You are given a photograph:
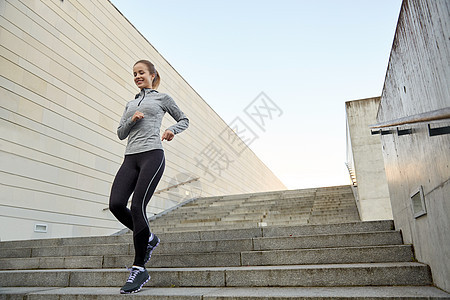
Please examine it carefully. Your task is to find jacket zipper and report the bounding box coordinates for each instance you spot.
[138,92,145,106]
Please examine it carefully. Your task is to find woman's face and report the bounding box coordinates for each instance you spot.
[133,63,154,89]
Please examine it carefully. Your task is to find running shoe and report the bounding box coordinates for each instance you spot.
[144,234,160,265]
[120,266,150,294]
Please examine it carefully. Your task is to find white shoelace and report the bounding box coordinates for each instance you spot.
[126,268,141,283]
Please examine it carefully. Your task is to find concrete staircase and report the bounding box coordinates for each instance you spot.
[147,185,361,232]
[1,185,449,299]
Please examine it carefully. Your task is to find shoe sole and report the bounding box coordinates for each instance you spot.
[144,238,160,265]
[120,274,151,294]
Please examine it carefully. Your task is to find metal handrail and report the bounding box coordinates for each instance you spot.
[103,177,200,211]
[153,177,200,195]
[345,162,357,187]
[370,107,450,129]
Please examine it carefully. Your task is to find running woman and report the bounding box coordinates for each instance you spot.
[109,60,189,294]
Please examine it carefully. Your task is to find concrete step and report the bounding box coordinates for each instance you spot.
[0,243,131,259]
[308,210,353,216]
[220,215,268,222]
[248,197,319,203]
[178,217,223,224]
[313,197,354,201]
[247,198,317,205]
[0,234,131,249]
[308,216,361,223]
[260,220,310,227]
[240,245,414,266]
[105,245,414,268]
[260,221,392,237]
[166,207,238,214]
[309,213,360,219]
[268,208,358,218]
[311,202,359,208]
[314,193,353,198]
[264,211,312,217]
[158,210,233,216]
[261,216,312,223]
[253,230,403,250]
[308,219,361,225]
[310,210,359,216]
[264,219,359,227]
[314,190,353,196]
[312,202,357,208]
[245,194,283,201]
[1,286,449,299]
[313,202,356,207]
[0,256,104,270]
[260,213,333,221]
[208,200,248,207]
[235,205,314,212]
[237,202,314,209]
[237,205,313,212]
[312,203,356,208]
[0,262,432,288]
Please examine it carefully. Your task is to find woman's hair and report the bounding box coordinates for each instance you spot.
[134,59,161,89]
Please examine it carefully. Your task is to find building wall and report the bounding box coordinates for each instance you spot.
[345,97,392,221]
[0,0,285,241]
[377,0,450,292]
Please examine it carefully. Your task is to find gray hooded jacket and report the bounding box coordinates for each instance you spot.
[117,88,189,155]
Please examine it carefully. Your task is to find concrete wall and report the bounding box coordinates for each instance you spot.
[377,0,450,292]
[345,97,392,221]
[0,0,285,241]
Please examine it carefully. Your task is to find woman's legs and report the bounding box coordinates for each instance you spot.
[109,149,165,267]
[130,149,165,267]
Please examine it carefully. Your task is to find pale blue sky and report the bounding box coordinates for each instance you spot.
[110,0,403,189]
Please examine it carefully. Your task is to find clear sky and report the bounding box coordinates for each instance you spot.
[110,0,403,190]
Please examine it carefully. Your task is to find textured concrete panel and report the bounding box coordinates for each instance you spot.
[345,97,393,221]
[377,0,450,292]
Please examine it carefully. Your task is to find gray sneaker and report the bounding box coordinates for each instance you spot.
[120,267,150,294]
[144,234,160,265]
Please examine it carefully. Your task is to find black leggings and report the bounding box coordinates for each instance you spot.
[109,149,165,267]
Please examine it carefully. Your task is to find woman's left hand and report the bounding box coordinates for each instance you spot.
[161,130,175,141]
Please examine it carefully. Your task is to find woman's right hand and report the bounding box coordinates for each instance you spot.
[132,111,144,122]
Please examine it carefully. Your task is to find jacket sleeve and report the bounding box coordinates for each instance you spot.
[163,95,189,135]
[117,103,135,140]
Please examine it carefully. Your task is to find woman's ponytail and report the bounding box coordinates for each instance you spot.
[152,70,161,90]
